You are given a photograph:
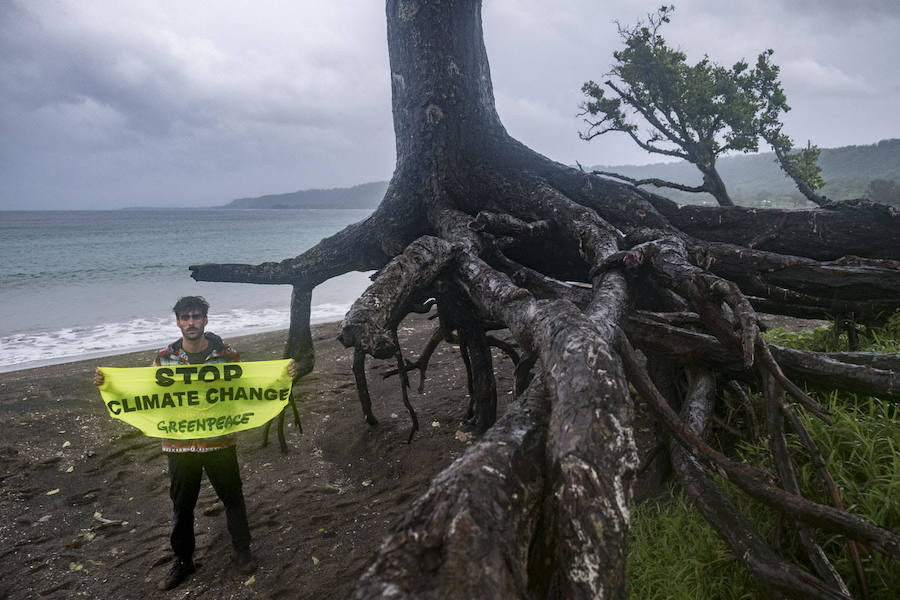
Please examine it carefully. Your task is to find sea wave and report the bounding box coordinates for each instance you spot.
[0,303,352,373]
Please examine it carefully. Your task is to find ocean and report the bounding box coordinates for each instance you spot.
[0,209,375,372]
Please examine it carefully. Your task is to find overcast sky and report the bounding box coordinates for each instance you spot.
[2,0,898,210]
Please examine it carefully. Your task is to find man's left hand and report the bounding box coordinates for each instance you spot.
[287,359,297,379]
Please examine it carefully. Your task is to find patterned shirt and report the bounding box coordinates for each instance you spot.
[152,332,241,453]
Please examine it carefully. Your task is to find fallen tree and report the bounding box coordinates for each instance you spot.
[190,1,900,598]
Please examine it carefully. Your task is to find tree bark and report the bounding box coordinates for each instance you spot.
[188,1,900,598]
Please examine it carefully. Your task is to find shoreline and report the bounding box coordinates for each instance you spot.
[0,312,495,599]
[0,325,300,375]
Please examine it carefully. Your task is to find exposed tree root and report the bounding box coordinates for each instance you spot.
[620,334,900,558]
[188,1,900,597]
[351,377,550,599]
[670,369,851,600]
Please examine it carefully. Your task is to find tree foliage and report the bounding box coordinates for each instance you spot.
[580,5,826,206]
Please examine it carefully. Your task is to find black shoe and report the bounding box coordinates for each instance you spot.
[231,548,258,575]
[158,557,195,591]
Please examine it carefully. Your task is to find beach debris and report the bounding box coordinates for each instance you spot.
[92,512,126,527]
[38,514,52,522]
[362,479,372,487]
[243,575,256,586]
[67,530,97,548]
[62,441,71,448]
[66,466,74,473]
[69,562,84,572]
[311,556,320,566]
[431,420,441,427]
[454,430,473,443]
[46,488,60,495]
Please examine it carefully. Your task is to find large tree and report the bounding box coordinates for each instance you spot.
[191,2,900,598]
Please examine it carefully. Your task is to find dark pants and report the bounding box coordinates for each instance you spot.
[167,446,251,560]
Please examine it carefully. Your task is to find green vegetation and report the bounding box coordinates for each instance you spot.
[592,138,900,208]
[765,311,900,354]
[628,311,900,598]
[222,180,389,209]
[580,6,820,207]
[866,179,900,208]
[628,490,761,599]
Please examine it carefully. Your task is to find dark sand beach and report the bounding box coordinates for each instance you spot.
[0,313,514,599]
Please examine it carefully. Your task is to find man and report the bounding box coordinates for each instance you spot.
[94,296,296,590]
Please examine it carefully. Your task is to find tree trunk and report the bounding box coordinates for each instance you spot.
[189,1,900,598]
[700,164,735,207]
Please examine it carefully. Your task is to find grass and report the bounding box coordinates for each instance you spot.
[627,489,763,600]
[763,310,900,354]
[627,310,900,598]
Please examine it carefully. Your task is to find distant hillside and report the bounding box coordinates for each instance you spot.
[590,138,900,207]
[223,180,389,209]
[222,140,898,211]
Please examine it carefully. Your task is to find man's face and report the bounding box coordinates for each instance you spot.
[176,310,208,342]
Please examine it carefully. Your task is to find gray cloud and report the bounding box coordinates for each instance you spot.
[1,0,897,209]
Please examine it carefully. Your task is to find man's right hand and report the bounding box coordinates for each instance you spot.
[93,368,105,387]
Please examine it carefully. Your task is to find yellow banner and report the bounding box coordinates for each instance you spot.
[98,360,292,439]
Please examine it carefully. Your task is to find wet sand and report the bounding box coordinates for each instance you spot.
[0,313,514,599]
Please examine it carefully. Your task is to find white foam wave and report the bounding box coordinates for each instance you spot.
[0,303,352,372]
